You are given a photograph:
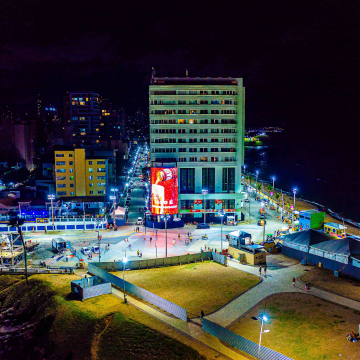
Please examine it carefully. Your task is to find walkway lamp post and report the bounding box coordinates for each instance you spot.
[202,190,208,224]
[48,194,55,234]
[218,209,225,254]
[261,202,266,242]
[162,213,170,257]
[122,257,127,303]
[258,314,270,359]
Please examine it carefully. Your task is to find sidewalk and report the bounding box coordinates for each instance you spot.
[111,287,249,360]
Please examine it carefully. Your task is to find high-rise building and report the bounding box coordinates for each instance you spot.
[149,76,245,222]
[54,149,108,199]
[64,92,101,149]
[99,98,121,148]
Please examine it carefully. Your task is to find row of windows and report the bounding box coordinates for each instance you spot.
[56,169,74,173]
[57,190,104,196]
[56,161,73,166]
[56,176,74,181]
[151,128,236,134]
[88,168,106,173]
[180,199,235,209]
[150,119,237,124]
[150,100,237,105]
[56,153,73,157]
[88,183,106,187]
[89,176,106,180]
[152,90,237,95]
[152,148,235,153]
[151,109,237,115]
[177,157,236,162]
[151,138,236,143]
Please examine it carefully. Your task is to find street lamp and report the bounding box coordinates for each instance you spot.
[48,194,55,233]
[162,213,170,257]
[122,257,127,303]
[202,189,208,224]
[218,209,225,254]
[258,314,270,359]
[261,202,266,242]
[292,188,297,230]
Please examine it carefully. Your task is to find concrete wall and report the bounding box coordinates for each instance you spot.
[228,246,266,265]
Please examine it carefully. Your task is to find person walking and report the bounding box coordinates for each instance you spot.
[305,284,308,292]
[156,229,158,236]
[178,234,180,240]
[264,266,267,277]
[259,266,262,276]
[292,277,295,287]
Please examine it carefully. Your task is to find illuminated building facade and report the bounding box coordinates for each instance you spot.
[54,149,108,199]
[149,76,245,222]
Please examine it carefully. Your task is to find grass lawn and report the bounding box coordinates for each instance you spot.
[112,260,260,317]
[300,266,360,302]
[0,274,224,360]
[228,293,360,360]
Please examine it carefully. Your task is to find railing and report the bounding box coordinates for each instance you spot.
[0,267,71,274]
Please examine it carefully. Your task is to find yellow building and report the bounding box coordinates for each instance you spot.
[54,149,108,198]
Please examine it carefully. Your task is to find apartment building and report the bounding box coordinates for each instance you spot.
[149,77,245,222]
[54,149,108,199]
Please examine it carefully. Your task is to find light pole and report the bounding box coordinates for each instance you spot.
[293,188,297,230]
[48,194,55,233]
[218,209,225,254]
[83,202,86,232]
[258,314,270,359]
[162,213,170,257]
[111,188,118,209]
[255,171,259,198]
[202,189,208,224]
[272,176,275,190]
[122,257,127,303]
[261,202,266,242]
[96,217,101,263]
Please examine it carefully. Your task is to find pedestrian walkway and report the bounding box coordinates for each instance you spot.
[111,287,248,359]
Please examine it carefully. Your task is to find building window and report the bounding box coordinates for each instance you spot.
[97,168,106,172]
[70,184,74,187]
[189,157,197,162]
[56,169,66,173]
[89,176,93,180]
[200,157,208,161]
[222,168,235,193]
[69,161,73,165]
[57,184,66,188]
[89,168,93,173]
[180,168,195,194]
[57,191,66,196]
[56,161,65,166]
[89,183,93,187]
[88,161,92,165]
[56,176,66,181]
[98,183,106,186]
[69,153,73,157]
[89,191,94,195]
[70,192,74,195]
[97,176,106,180]
[69,176,74,180]
[55,154,64,157]
[97,161,105,164]
[202,168,215,193]
[69,169,74,173]
[98,190,105,194]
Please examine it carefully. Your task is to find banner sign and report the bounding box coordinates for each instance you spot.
[151,168,178,215]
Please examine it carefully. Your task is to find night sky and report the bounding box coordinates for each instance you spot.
[1,0,360,136]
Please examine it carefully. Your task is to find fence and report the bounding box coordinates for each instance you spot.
[71,276,112,300]
[202,318,293,360]
[212,251,227,266]
[0,267,70,275]
[88,263,188,321]
[96,252,213,272]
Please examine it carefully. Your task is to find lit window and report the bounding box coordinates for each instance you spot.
[80,132,86,135]
[80,102,85,105]
[70,192,74,195]
[89,183,94,187]
[89,168,93,173]
[96,128,99,131]
[89,176,93,180]
[89,191,93,195]
[88,161,92,165]
[69,169,74,173]
[69,176,74,180]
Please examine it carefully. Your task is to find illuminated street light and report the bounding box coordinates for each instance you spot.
[258,314,270,359]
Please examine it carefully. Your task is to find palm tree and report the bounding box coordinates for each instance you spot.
[246,175,253,186]
[266,184,273,196]
[274,192,280,204]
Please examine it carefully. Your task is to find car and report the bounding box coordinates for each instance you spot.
[244,199,250,203]
[81,247,90,255]
[136,217,143,225]
[91,245,100,254]
[196,223,210,229]
[257,220,267,226]
[260,214,265,219]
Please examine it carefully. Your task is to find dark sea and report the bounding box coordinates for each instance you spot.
[244,130,360,224]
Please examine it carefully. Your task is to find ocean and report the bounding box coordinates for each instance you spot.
[244,130,360,224]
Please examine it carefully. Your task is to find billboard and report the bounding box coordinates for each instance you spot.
[151,168,178,215]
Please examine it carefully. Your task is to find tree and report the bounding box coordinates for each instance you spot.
[274,193,280,204]
[266,185,273,195]
[256,184,261,192]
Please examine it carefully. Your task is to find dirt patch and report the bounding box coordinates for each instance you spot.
[111,261,260,317]
[300,266,360,302]
[228,292,360,360]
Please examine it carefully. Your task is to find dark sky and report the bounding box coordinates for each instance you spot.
[1,0,360,134]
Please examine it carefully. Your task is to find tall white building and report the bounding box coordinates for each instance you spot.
[149,77,245,222]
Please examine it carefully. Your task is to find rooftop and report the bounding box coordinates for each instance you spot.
[325,222,346,230]
[152,77,239,86]
[300,209,322,214]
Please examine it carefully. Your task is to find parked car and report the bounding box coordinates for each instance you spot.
[136,217,143,225]
[92,245,100,254]
[81,247,90,255]
[260,214,266,219]
[244,199,250,203]
[196,223,210,229]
